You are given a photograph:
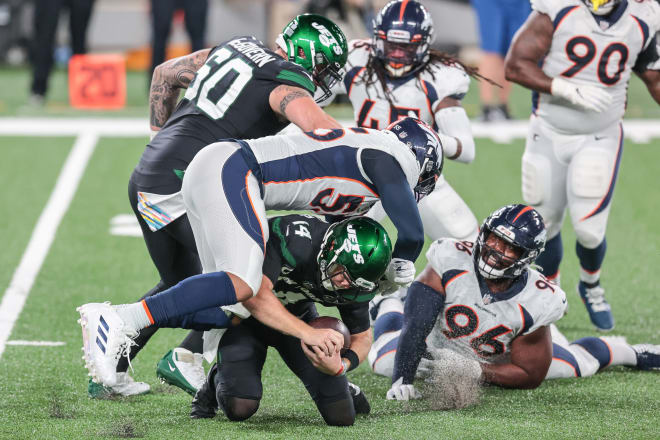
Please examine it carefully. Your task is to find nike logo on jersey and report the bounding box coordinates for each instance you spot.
[168,361,176,372]
[594,135,606,141]
[533,134,540,141]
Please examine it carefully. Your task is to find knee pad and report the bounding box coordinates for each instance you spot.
[522,153,550,206]
[368,330,400,377]
[418,180,478,241]
[318,397,355,427]
[570,148,612,199]
[220,396,260,422]
[573,222,606,249]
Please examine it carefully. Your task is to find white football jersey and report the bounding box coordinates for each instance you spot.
[425,238,567,364]
[245,128,419,215]
[332,40,470,130]
[532,0,660,134]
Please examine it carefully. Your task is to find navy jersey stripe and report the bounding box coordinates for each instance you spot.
[519,304,534,334]
[260,145,379,195]
[581,124,624,220]
[373,311,404,340]
[441,269,468,290]
[344,66,365,96]
[631,15,650,48]
[553,6,579,30]
[552,343,582,377]
[221,150,266,253]
[372,337,399,368]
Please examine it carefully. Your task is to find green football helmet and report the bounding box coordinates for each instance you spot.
[316,217,393,305]
[276,14,348,102]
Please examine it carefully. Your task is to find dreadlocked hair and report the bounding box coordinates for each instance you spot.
[353,41,500,106]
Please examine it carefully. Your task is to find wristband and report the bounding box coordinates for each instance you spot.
[343,349,360,372]
[335,360,347,376]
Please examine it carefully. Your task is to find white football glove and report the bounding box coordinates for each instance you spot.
[384,258,416,286]
[386,377,422,401]
[550,77,612,113]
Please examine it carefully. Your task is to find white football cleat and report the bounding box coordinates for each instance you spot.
[156,347,206,395]
[88,372,151,398]
[77,302,137,387]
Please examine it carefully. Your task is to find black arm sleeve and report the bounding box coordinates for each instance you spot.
[634,34,659,74]
[392,281,445,384]
[361,149,425,261]
[337,302,370,334]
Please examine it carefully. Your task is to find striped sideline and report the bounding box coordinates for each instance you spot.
[0,117,660,142]
[0,132,98,359]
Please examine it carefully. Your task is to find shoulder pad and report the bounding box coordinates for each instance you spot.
[426,63,470,100]
[531,0,581,21]
[425,238,474,276]
[519,270,568,334]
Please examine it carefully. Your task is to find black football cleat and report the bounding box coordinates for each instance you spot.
[348,382,371,415]
[190,363,219,419]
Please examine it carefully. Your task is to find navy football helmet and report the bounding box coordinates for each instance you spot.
[386,117,443,200]
[474,204,547,279]
[373,0,434,77]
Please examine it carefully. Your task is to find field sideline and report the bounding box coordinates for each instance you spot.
[0,118,659,439]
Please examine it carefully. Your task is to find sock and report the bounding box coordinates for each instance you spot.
[179,331,205,354]
[143,271,237,326]
[599,336,638,367]
[114,302,153,331]
[535,233,563,279]
[577,239,606,284]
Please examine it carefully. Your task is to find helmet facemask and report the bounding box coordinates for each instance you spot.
[277,14,348,103]
[475,229,541,280]
[316,218,392,305]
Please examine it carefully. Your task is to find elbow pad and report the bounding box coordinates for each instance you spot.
[434,106,475,164]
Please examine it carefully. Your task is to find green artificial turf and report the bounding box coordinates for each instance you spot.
[0,134,658,439]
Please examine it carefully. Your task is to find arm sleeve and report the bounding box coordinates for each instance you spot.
[434,106,475,164]
[337,302,370,334]
[634,33,660,73]
[392,281,446,384]
[361,149,425,261]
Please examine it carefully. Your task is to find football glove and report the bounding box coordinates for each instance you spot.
[550,77,612,113]
[384,258,416,286]
[386,377,421,401]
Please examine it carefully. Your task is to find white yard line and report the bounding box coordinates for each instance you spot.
[6,340,65,346]
[0,117,659,141]
[0,132,98,359]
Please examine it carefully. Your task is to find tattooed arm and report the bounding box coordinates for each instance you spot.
[268,84,342,131]
[149,48,212,131]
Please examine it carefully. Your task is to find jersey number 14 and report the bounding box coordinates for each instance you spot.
[184,47,253,119]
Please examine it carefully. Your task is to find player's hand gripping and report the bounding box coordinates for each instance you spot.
[550,77,612,113]
[301,342,344,375]
[300,326,344,356]
[384,258,416,287]
[386,377,422,401]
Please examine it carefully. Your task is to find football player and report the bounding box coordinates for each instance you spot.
[328,0,487,242]
[368,205,660,401]
[189,215,391,426]
[77,117,443,389]
[98,14,349,397]
[504,0,660,331]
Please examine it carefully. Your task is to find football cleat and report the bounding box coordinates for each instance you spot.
[88,373,151,398]
[632,344,660,371]
[578,282,614,332]
[190,363,219,419]
[156,348,205,395]
[77,302,137,387]
[348,382,371,415]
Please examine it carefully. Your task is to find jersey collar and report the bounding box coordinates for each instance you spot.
[590,0,628,30]
[475,268,529,304]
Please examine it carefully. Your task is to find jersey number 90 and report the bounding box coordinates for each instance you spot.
[561,36,628,86]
